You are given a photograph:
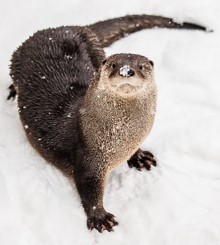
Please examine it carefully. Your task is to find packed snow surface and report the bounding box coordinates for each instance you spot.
[0,0,220,244]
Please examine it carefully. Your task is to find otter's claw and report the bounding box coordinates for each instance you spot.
[127,149,156,171]
[87,211,118,233]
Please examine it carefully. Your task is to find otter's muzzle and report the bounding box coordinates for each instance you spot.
[119,65,135,77]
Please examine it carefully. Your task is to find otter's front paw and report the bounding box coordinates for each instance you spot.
[87,209,118,233]
[127,149,156,171]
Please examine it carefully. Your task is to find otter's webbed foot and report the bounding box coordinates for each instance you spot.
[127,148,156,171]
[87,208,118,233]
[7,84,17,100]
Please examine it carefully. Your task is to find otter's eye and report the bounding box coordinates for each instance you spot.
[111,63,116,69]
[139,65,143,70]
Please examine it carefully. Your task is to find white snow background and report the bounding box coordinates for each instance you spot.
[0,0,220,244]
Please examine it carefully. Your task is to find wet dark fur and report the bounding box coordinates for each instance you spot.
[9,15,207,232]
[11,26,105,171]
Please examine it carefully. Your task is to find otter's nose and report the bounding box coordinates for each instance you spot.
[119,65,135,77]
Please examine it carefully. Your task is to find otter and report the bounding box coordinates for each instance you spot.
[8,15,207,232]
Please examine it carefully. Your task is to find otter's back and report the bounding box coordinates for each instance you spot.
[9,26,105,165]
[10,26,105,127]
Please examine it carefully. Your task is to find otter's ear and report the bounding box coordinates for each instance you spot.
[102,59,107,65]
[149,60,154,67]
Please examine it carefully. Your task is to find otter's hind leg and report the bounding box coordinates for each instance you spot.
[7,84,17,100]
[127,148,157,171]
[73,167,118,232]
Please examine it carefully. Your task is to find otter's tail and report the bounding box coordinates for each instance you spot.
[88,15,207,48]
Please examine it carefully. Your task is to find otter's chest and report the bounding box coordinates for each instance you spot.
[81,90,157,168]
[91,104,155,167]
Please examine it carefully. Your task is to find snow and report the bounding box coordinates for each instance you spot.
[0,0,220,244]
[119,65,132,77]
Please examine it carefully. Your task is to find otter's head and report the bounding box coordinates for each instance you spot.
[98,53,155,98]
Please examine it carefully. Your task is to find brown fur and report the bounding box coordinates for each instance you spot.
[80,54,156,173]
